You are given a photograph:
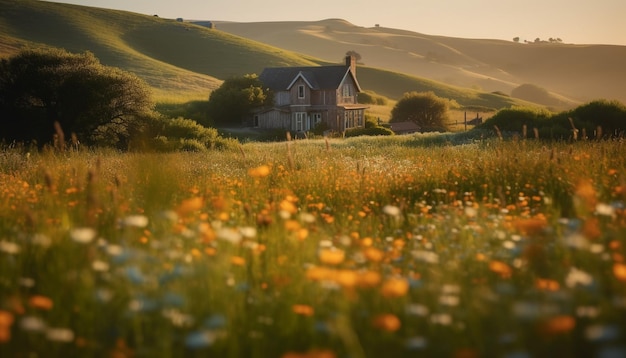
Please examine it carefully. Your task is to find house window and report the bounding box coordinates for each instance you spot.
[342,84,351,98]
[298,85,305,99]
[294,112,306,131]
[313,113,322,125]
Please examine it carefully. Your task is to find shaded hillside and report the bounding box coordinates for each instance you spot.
[214,19,626,106]
[0,0,534,110]
[0,0,318,99]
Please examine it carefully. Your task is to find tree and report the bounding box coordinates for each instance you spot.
[513,37,520,43]
[206,74,271,126]
[0,48,153,145]
[390,91,450,131]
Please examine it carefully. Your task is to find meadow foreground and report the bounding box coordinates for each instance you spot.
[0,136,625,357]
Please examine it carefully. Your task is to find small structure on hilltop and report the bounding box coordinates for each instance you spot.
[251,56,368,134]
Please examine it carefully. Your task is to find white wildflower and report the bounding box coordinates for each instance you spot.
[216,228,242,244]
[46,327,75,342]
[239,226,257,239]
[412,250,439,264]
[91,260,110,272]
[430,313,452,325]
[70,227,97,244]
[0,240,20,254]
[383,205,401,216]
[20,316,47,332]
[565,267,594,288]
[121,215,149,228]
[595,203,616,217]
[439,295,460,306]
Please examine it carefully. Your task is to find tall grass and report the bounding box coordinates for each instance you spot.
[0,137,625,357]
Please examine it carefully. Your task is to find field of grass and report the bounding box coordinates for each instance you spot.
[0,136,625,357]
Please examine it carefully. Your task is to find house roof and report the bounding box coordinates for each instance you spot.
[259,65,361,92]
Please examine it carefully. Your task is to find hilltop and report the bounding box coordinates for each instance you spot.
[214,19,626,106]
[2,0,618,112]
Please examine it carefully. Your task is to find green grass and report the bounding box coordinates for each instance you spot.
[0,137,625,357]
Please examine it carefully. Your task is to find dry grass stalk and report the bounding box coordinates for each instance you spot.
[494,125,503,140]
[53,121,65,151]
[568,117,579,140]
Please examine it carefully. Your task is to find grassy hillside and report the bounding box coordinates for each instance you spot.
[0,0,318,100]
[215,19,626,106]
[0,0,536,111]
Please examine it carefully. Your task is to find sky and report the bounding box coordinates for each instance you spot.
[43,0,626,46]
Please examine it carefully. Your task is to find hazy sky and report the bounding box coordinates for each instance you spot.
[44,0,626,45]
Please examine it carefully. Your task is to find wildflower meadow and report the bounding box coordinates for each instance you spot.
[0,135,625,357]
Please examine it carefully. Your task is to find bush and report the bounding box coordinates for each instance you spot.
[358,91,388,105]
[479,106,552,133]
[345,126,394,137]
[568,100,626,138]
[131,116,238,152]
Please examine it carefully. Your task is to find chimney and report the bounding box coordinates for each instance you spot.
[345,55,356,76]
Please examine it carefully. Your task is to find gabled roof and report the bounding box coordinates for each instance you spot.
[259,65,361,92]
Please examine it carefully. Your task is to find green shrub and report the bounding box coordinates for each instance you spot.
[358,91,388,105]
[345,126,394,137]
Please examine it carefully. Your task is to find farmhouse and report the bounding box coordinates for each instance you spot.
[252,56,367,134]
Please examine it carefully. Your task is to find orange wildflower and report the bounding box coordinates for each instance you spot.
[613,263,626,281]
[248,165,271,178]
[279,199,298,214]
[363,247,384,262]
[535,278,560,291]
[29,295,53,310]
[292,304,314,317]
[582,217,602,240]
[513,217,547,236]
[335,270,358,288]
[231,256,246,266]
[372,314,401,332]
[318,249,345,265]
[0,310,14,343]
[357,270,382,288]
[296,228,309,241]
[575,180,597,210]
[540,315,576,335]
[489,260,512,278]
[284,220,301,231]
[177,197,204,216]
[306,266,333,281]
[380,277,409,298]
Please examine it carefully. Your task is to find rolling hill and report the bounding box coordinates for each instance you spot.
[0,0,585,112]
[213,19,626,106]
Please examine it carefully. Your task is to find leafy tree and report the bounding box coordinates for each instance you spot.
[0,48,153,145]
[513,37,520,43]
[390,91,450,131]
[206,74,271,126]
